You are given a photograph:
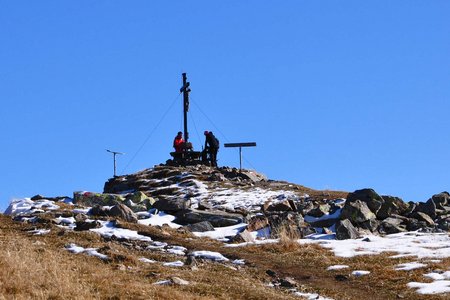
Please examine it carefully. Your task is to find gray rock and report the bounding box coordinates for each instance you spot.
[380,217,406,234]
[307,203,331,218]
[279,277,297,288]
[232,230,255,243]
[340,199,376,225]
[89,205,109,216]
[73,191,124,207]
[184,221,215,232]
[377,196,408,220]
[109,203,138,223]
[246,215,269,232]
[153,198,191,213]
[360,218,379,232]
[336,219,359,240]
[263,200,293,212]
[413,212,435,226]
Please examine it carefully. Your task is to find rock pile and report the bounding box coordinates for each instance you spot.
[14,164,448,242]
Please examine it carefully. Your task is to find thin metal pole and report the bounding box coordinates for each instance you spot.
[239,147,242,171]
[113,153,117,177]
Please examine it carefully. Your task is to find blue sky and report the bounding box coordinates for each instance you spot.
[1,1,449,210]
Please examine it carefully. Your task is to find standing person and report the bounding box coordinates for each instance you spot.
[173,131,184,153]
[204,131,219,167]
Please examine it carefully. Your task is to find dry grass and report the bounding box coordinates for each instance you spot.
[1,213,449,300]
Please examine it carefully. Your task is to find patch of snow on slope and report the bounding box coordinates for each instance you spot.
[408,270,450,295]
[91,221,152,242]
[138,212,181,228]
[65,243,108,260]
[352,270,370,276]
[395,262,427,271]
[163,261,184,267]
[300,232,450,259]
[4,198,60,215]
[408,280,450,295]
[294,291,334,300]
[193,223,247,241]
[191,250,229,262]
[327,265,349,271]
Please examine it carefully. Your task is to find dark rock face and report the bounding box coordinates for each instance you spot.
[336,219,359,240]
[413,212,435,226]
[153,198,191,213]
[307,204,331,218]
[90,205,109,216]
[176,209,244,227]
[346,189,384,216]
[74,220,102,231]
[431,192,449,209]
[184,221,215,232]
[109,203,138,223]
[414,199,437,219]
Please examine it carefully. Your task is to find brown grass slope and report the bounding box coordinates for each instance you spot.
[1,212,449,300]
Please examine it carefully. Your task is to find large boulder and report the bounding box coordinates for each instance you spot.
[346,189,384,215]
[413,199,437,219]
[340,199,376,226]
[73,191,124,207]
[263,200,294,213]
[267,212,312,238]
[377,196,409,220]
[336,219,359,240]
[431,192,450,210]
[109,203,139,223]
[379,217,406,234]
[176,209,244,227]
[184,221,215,232]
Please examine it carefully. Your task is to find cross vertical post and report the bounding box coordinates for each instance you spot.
[180,73,191,143]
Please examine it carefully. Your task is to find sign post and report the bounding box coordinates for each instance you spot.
[224,142,256,171]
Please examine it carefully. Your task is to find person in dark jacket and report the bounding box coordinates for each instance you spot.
[204,131,219,167]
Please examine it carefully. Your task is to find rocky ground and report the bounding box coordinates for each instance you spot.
[2,164,450,299]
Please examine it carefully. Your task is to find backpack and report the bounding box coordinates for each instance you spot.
[209,134,219,148]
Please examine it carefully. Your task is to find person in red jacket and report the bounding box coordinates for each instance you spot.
[173,131,184,153]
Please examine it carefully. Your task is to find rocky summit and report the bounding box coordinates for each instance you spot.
[2,164,450,299]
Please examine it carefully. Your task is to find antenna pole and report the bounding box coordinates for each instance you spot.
[106,150,124,177]
[180,73,191,143]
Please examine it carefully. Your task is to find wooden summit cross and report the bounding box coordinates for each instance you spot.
[224,142,257,171]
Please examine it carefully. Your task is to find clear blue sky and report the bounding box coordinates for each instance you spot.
[1,1,449,210]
